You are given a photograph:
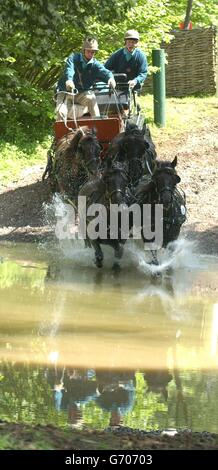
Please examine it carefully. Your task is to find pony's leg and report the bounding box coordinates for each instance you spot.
[84,238,91,248]
[92,241,104,268]
[112,242,124,270]
[42,138,56,181]
[114,241,124,259]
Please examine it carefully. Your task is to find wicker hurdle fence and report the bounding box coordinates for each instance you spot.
[143,26,217,97]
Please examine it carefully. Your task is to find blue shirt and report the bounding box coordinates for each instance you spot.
[105,47,148,89]
[58,52,113,92]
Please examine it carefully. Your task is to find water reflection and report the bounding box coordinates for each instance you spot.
[0,251,217,371]
[1,360,218,433]
[46,368,134,427]
[0,242,218,432]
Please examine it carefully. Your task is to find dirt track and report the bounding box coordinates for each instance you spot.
[1,421,218,450]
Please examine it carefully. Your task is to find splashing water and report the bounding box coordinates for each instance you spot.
[43,194,217,280]
[123,238,204,274]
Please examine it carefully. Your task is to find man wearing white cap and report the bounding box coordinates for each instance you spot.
[57,37,116,117]
[105,30,147,90]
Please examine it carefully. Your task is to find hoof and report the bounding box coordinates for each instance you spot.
[165,266,173,276]
[151,270,161,279]
[112,262,121,272]
[95,258,103,268]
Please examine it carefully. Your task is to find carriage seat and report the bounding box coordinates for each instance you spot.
[55,99,88,121]
[94,79,129,114]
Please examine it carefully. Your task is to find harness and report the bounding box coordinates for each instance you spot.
[104,162,129,204]
[49,132,101,204]
[136,167,186,229]
[76,136,101,176]
[153,168,177,198]
[156,186,186,228]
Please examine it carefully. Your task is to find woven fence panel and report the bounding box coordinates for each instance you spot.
[143,27,217,97]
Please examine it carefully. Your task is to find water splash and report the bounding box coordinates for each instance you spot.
[42,195,217,281]
[124,238,217,321]
[123,238,203,275]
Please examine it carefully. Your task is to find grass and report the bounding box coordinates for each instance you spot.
[139,94,218,139]
[0,434,14,449]
[0,136,52,186]
[0,95,217,186]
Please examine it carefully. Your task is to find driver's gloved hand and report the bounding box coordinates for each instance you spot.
[108,77,116,89]
[128,79,137,89]
[65,80,75,92]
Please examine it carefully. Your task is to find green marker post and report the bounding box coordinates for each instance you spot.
[152,49,166,127]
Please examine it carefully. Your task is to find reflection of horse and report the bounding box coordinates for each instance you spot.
[51,127,101,201]
[134,156,186,264]
[106,123,157,186]
[95,369,136,426]
[79,160,129,267]
[143,370,173,400]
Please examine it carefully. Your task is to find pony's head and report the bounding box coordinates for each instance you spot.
[119,133,148,183]
[103,160,129,205]
[76,127,102,175]
[58,126,101,176]
[118,124,156,184]
[151,157,181,205]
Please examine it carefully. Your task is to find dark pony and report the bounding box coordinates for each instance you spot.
[134,156,186,264]
[79,160,129,267]
[51,127,101,202]
[105,122,157,186]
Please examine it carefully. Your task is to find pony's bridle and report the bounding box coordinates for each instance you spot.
[130,156,146,185]
[105,162,129,203]
[152,168,177,206]
[77,137,101,174]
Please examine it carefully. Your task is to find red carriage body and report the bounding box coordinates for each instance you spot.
[54,116,123,156]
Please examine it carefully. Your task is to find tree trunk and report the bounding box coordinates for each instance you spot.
[184,0,193,30]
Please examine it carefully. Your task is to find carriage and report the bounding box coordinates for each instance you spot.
[54,73,144,154]
[46,76,186,270]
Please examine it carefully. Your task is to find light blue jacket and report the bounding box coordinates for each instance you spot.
[105,48,147,89]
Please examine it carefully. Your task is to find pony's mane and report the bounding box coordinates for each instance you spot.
[125,123,143,135]
[156,160,173,168]
[124,129,144,141]
[155,160,177,173]
[56,126,91,155]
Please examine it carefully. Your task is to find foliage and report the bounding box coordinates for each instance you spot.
[0,362,53,424]
[0,0,135,135]
[84,0,174,62]
[0,260,46,290]
[0,135,51,184]
[0,0,217,143]
[1,363,218,435]
[166,0,218,28]
[0,0,136,85]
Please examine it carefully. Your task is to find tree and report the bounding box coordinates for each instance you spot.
[184,0,193,30]
[0,0,217,133]
[165,0,217,28]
